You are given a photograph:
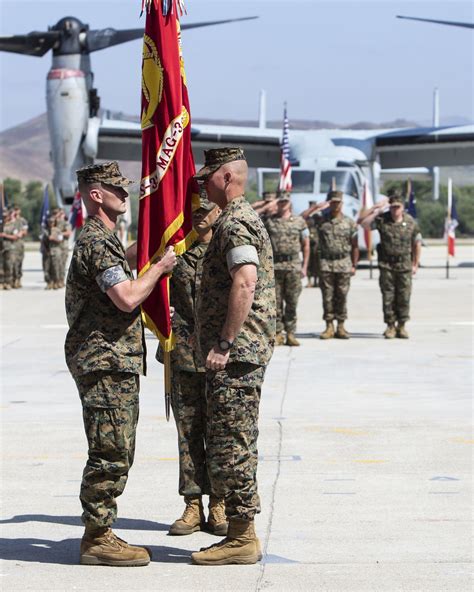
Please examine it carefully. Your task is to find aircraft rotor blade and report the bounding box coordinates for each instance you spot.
[181,16,258,31]
[397,15,474,29]
[87,28,144,52]
[0,31,60,56]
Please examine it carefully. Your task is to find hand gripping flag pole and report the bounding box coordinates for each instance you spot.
[138,0,199,420]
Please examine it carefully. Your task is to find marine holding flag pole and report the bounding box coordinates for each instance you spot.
[138,0,199,420]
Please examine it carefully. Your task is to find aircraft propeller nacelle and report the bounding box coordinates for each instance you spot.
[46,68,89,204]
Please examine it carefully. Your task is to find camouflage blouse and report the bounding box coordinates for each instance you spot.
[315,213,358,273]
[197,197,276,367]
[64,216,145,377]
[374,212,421,271]
[156,240,208,373]
[264,215,309,272]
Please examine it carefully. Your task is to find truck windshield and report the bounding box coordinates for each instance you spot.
[262,170,315,194]
[320,170,359,198]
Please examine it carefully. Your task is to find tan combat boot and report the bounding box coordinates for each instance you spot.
[192,518,261,566]
[80,525,151,566]
[320,322,334,340]
[286,333,300,346]
[383,324,396,339]
[335,322,350,339]
[45,282,53,290]
[169,496,205,536]
[207,496,228,536]
[275,333,285,346]
[396,323,409,339]
[3,283,11,290]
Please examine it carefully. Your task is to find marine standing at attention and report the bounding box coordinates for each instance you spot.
[192,148,276,566]
[65,161,176,567]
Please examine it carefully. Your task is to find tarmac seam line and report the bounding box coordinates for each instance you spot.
[255,349,293,591]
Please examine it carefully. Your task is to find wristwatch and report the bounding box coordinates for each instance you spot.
[218,338,234,352]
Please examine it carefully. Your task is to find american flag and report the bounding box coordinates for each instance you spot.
[279,103,292,191]
[69,191,84,229]
[406,179,417,218]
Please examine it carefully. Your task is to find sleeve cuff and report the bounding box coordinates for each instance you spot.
[96,265,128,293]
[226,245,259,271]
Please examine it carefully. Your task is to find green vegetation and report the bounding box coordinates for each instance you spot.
[382,181,474,238]
[3,178,58,240]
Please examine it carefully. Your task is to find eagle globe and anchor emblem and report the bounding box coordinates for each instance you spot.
[141,34,164,130]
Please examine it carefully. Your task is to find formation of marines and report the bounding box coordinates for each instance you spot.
[0,206,28,289]
[41,208,72,289]
[255,186,421,341]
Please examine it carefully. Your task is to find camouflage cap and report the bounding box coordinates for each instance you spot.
[196,197,217,212]
[276,190,291,202]
[327,190,344,202]
[387,189,404,205]
[194,147,246,180]
[76,161,135,187]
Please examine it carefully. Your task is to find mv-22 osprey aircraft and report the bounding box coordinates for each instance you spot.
[1,12,473,230]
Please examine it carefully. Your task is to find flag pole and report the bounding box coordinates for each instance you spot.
[446,178,452,280]
[164,350,172,421]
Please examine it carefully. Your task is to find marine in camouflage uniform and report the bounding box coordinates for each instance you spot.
[65,161,176,567]
[156,200,228,537]
[314,191,359,339]
[0,211,19,290]
[11,207,28,289]
[264,192,309,346]
[47,218,64,289]
[193,148,276,566]
[359,190,422,339]
[56,209,72,287]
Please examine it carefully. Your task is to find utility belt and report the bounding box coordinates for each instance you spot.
[321,252,348,261]
[274,253,299,263]
[379,254,406,264]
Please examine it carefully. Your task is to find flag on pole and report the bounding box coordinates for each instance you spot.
[138,0,198,346]
[69,191,84,229]
[279,103,292,191]
[406,179,417,218]
[0,182,5,235]
[39,184,50,229]
[445,179,459,257]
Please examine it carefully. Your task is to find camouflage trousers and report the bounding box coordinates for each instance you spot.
[206,362,265,521]
[74,371,140,528]
[1,249,14,285]
[12,243,25,282]
[171,369,210,497]
[379,268,412,324]
[275,269,302,333]
[48,249,63,283]
[319,271,352,322]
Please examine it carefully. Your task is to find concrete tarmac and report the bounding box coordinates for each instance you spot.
[1,245,472,591]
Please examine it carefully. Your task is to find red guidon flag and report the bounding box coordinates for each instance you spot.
[138,0,198,351]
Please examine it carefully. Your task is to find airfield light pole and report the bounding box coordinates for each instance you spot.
[432,87,440,201]
[446,177,452,279]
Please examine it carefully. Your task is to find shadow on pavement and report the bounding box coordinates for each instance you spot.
[0,514,169,531]
[0,538,192,565]
[295,332,383,340]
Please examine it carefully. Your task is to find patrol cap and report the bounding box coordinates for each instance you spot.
[327,190,344,202]
[263,191,277,201]
[194,148,246,180]
[195,197,216,212]
[76,161,135,187]
[387,189,404,205]
[276,190,291,202]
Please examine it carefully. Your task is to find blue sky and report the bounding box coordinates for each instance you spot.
[0,0,472,130]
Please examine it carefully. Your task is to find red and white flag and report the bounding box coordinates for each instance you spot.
[445,178,459,257]
[279,103,292,191]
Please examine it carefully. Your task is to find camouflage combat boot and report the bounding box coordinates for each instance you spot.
[192,518,261,566]
[169,496,205,535]
[3,283,11,290]
[207,496,228,536]
[335,322,350,339]
[275,333,285,346]
[320,322,334,340]
[396,323,409,339]
[80,525,151,566]
[383,324,396,339]
[286,333,300,346]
